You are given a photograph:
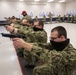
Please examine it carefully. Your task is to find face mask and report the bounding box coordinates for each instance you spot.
[50,39,69,51]
[23,14,27,16]
[33,26,43,31]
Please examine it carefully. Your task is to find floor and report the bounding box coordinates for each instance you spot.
[0,23,76,75]
[0,26,22,75]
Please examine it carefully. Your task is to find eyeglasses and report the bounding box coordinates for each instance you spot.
[49,37,58,41]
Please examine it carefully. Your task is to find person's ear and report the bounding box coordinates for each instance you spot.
[60,35,65,40]
[39,25,42,28]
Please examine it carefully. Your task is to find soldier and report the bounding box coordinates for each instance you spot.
[5,19,29,33]
[13,26,76,75]
[73,15,76,23]
[42,15,46,23]
[5,20,47,58]
[67,14,71,22]
[17,20,47,43]
[62,15,66,22]
[48,12,52,23]
[56,15,61,23]
[5,20,47,43]
[34,16,38,22]
[22,10,32,22]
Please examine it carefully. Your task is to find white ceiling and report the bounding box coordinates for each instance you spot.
[0,0,75,2]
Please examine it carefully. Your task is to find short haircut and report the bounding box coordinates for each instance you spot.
[51,26,67,38]
[38,20,44,27]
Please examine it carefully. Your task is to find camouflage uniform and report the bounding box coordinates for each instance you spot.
[67,15,71,22]
[18,27,47,43]
[14,23,21,29]
[13,20,29,31]
[17,26,47,59]
[56,15,61,23]
[43,15,46,23]
[22,15,32,21]
[35,16,38,22]
[23,43,76,75]
[73,15,76,23]
[48,13,52,23]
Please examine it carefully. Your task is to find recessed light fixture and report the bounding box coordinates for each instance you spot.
[19,0,24,1]
[59,0,65,2]
[34,0,40,2]
[47,0,54,2]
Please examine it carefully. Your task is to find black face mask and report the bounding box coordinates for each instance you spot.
[33,26,43,31]
[50,39,69,51]
[23,14,27,16]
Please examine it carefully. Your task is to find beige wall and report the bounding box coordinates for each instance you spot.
[0,1,66,20]
[0,1,76,20]
[65,1,76,15]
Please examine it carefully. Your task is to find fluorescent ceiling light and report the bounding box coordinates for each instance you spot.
[59,0,65,2]
[19,0,24,1]
[47,0,54,2]
[34,0,40,2]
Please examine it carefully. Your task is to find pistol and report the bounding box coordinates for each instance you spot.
[1,33,26,38]
[0,21,11,26]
